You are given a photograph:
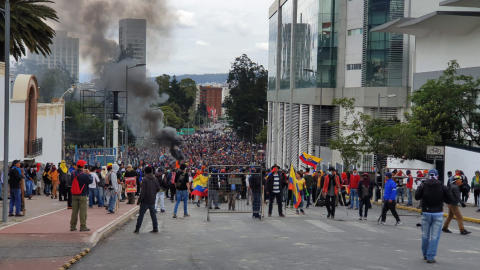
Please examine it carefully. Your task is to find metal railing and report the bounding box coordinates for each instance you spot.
[26,138,43,157]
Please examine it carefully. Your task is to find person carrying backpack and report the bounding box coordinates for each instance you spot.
[442,175,471,235]
[69,160,93,232]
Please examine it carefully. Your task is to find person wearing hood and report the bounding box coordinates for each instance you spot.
[43,165,52,196]
[155,167,167,213]
[107,164,120,214]
[9,160,24,217]
[322,167,341,219]
[415,169,454,263]
[24,164,34,200]
[134,166,160,234]
[58,160,69,202]
[471,170,480,209]
[124,165,138,205]
[357,173,377,220]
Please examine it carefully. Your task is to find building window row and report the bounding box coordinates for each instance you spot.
[347,28,363,36]
[346,64,361,70]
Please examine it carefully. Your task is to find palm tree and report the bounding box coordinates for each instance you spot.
[0,0,59,62]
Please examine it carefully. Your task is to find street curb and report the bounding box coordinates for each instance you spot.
[371,201,480,224]
[89,205,140,246]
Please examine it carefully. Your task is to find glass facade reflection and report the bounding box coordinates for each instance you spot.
[280,0,293,90]
[364,0,404,87]
[268,12,278,91]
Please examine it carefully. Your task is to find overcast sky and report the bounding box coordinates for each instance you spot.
[64,0,273,78]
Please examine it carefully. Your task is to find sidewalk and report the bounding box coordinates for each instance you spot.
[0,195,138,270]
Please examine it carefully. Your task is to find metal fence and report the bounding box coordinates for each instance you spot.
[207,165,264,221]
[25,138,43,158]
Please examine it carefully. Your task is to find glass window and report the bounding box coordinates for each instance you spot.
[280,0,293,90]
[346,64,361,70]
[268,12,278,91]
[347,28,363,36]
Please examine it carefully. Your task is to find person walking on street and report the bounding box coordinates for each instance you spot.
[70,160,93,232]
[8,160,24,217]
[304,168,314,208]
[155,167,167,213]
[470,170,480,210]
[349,169,360,210]
[442,175,472,235]
[322,167,341,219]
[415,169,454,264]
[267,166,286,217]
[134,166,160,234]
[460,170,469,203]
[381,172,402,226]
[58,161,69,201]
[358,173,377,220]
[173,164,191,218]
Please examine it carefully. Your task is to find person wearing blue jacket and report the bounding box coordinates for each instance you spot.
[381,172,402,226]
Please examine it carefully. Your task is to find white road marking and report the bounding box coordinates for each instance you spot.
[306,220,344,233]
[348,222,384,233]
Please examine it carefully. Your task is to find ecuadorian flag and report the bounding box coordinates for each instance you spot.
[299,152,322,169]
[289,165,302,209]
[192,172,209,197]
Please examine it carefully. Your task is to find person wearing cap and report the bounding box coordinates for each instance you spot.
[442,175,471,235]
[415,169,453,264]
[322,167,341,219]
[8,160,24,217]
[380,172,402,226]
[124,164,138,205]
[357,173,377,220]
[70,160,93,232]
[405,170,414,206]
[134,166,160,234]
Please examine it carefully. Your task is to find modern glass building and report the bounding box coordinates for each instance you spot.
[266,0,412,170]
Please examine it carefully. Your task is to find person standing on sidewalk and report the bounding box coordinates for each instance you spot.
[88,166,100,209]
[471,170,480,210]
[134,166,160,234]
[8,160,24,217]
[442,175,472,235]
[381,172,402,226]
[267,166,286,217]
[49,165,59,199]
[173,164,191,218]
[415,169,453,264]
[70,160,93,232]
[66,164,76,209]
[406,170,414,206]
[304,168,314,209]
[107,164,120,214]
[322,167,341,219]
[349,169,360,210]
[24,164,34,200]
[58,161,69,201]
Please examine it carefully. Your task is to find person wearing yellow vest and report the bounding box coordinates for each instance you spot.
[471,170,480,211]
[296,171,306,215]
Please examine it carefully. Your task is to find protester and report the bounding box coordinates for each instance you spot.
[173,164,190,218]
[415,169,453,264]
[24,164,34,200]
[349,169,360,210]
[134,166,160,234]
[107,164,120,214]
[58,161,69,201]
[88,166,100,208]
[381,172,402,226]
[296,171,306,215]
[49,165,59,199]
[470,170,480,210]
[124,165,137,205]
[304,168,314,208]
[9,160,24,217]
[155,167,167,213]
[43,165,52,196]
[358,173,376,220]
[442,175,471,235]
[396,170,405,203]
[250,168,262,219]
[70,160,93,232]
[322,167,341,219]
[406,170,414,206]
[267,166,285,217]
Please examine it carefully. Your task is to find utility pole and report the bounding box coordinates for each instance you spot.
[2,0,10,223]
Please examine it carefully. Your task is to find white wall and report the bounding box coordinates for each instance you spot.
[445,146,479,204]
[36,104,63,164]
[0,84,26,163]
[345,0,364,88]
[387,157,435,171]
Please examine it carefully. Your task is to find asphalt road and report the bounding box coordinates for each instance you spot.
[72,201,480,270]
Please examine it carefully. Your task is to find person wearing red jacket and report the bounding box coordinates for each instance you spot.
[349,169,361,210]
[322,167,341,219]
[406,170,414,206]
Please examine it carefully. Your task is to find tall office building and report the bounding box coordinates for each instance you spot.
[266,0,414,171]
[199,86,223,119]
[119,18,147,65]
[26,30,79,81]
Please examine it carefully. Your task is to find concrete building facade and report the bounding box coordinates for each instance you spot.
[26,30,79,81]
[119,19,147,65]
[266,0,415,171]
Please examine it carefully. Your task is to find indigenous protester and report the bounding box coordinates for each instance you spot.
[134,166,160,234]
[322,167,341,219]
[296,171,306,215]
[381,172,402,226]
[58,161,69,201]
[358,173,377,220]
[70,160,93,232]
[415,169,453,264]
[9,160,24,217]
[442,175,471,235]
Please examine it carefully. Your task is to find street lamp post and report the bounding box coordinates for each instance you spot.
[125,63,146,157]
[2,0,10,223]
[303,68,323,154]
[377,94,397,119]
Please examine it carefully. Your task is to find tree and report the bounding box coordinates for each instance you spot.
[409,60,480,145]
[161,105,184,130]
[180,78,198,99]
[156,74,170,95]
[225,54,267,142]
[155,75,195,124]
[256,126,267,144]
[330,98,436,172]
[0,0,58,62]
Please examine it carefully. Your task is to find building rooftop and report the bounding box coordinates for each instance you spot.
[440,0,480,8]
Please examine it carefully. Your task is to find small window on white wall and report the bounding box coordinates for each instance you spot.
[347,28,363,36]
[347,64,361,70]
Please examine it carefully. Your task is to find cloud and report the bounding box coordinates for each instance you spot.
[195,40,211,46]
[209,11,250,35]
[255,42,269,51]
[175,10,198,28]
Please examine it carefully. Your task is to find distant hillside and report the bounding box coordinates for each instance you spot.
[150,73,229,85]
